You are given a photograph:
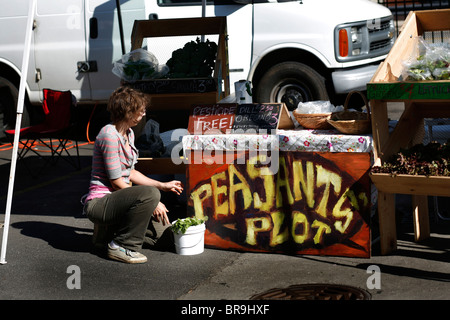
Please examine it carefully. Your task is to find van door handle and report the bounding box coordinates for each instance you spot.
[90,17,98,39]
[77,61,98,73]
[148,13,158,20]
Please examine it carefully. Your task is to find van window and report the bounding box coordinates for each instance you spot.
[158,0,237,6]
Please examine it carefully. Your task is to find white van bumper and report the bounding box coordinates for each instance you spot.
[331,64,380,94]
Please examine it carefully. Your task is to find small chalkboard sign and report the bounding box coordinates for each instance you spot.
[125,78,216,94]
[231,103,294,133]
[188,104,237,134]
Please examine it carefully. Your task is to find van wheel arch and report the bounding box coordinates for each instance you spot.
[0,64,31,133]
[251,50,331,110]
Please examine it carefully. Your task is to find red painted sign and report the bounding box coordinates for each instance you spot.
[187,151,371,257]
[188,104,237,134]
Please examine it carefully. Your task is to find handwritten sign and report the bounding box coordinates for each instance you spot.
[186,151,371,257]
[367,82,450,100]
[188,104,237,134]
[125,78,216,94]
[231,103,293,132]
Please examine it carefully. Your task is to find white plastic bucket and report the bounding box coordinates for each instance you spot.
[173,222,205,255]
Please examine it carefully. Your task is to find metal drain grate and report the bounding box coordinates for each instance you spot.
[250,284,371,300]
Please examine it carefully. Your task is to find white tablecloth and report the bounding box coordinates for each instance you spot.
[182,129,373,153]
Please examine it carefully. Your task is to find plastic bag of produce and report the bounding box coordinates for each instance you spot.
[296,100,343,114]
[112,48,169,82]
[401,36,450,81]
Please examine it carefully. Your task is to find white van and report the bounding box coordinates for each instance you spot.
[0,0,394,129]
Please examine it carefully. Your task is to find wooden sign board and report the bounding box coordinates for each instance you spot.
[186,151,371,258]
[126,78,217,94]
[367,82,450,100]
[188,104,237,134]
[231,103,294,132]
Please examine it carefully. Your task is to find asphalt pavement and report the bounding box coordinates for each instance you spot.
[0,116,449,313]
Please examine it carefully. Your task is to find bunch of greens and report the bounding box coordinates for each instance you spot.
[403,38,450,81]
[123,60,156,80]
[171,217,207,234]
[166,38,217,78]
[405,55,449,81]
[371,141,450,176]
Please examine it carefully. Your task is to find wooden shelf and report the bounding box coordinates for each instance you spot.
[367,9,450,255]
[370,173,450,197]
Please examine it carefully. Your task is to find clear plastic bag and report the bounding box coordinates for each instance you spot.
[296,101,343,114]
[112,48,169,82]
[401,37,450,81]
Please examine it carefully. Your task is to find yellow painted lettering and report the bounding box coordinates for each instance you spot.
[270,211,289,246]
[190,183,212,220]
[315,165,342,218]
[247,155,275,212]
[211,171,229,218]
[292,160,315,208]
[311,220,331,244]
[358,192,369,207]
[245,216,272,246]
[346,189,359,210]
[332,187,353,233]
[276,157,294,208]
[291,211,309,244]
[229,165,253,214]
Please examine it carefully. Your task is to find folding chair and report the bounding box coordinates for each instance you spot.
[5,88,81,176]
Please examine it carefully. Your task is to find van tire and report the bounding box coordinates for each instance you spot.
[255,61,329,111]
[0,76,30,137]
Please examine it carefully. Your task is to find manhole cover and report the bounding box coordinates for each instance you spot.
[250,284,371,300]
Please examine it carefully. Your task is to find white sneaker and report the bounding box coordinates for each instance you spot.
[107,243,147,264]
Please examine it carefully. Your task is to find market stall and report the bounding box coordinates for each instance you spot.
[182,103,373,258]
[367,9,450,255]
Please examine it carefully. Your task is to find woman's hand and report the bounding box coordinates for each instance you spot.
[161,180,184,195]
[130,170,184,195]
[153,202,170,226]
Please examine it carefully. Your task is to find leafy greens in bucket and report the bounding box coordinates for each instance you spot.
[171,217,207,234]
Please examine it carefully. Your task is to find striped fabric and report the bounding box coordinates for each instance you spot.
[85,124,138,202]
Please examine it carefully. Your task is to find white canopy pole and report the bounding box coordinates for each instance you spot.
[1,0,37,265]
[201,0,206,42]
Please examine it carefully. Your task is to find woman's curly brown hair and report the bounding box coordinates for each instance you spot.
[107,86,148,123]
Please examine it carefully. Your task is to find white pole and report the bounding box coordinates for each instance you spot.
[0,0,37,265]
[201,0,206,42]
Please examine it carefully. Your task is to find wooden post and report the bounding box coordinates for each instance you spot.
[412,195,430,242]
[377,191,397,255]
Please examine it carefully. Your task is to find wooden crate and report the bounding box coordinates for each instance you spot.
[367,8,450,100]
[127,16,230,111]
[367,9,450,255]
[126,17,230,175]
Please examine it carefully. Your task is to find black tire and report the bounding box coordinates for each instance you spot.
[254,61,329,111]
[0,76,30,136]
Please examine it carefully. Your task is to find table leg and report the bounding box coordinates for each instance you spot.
[412,195,430,242]
[378,191,397,255]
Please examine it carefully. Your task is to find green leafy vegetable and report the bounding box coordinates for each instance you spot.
[123,60,156,80]
[371,141,450,176]
[403,40,450,81]
[165,38,217,78]
[171,217,207,234]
